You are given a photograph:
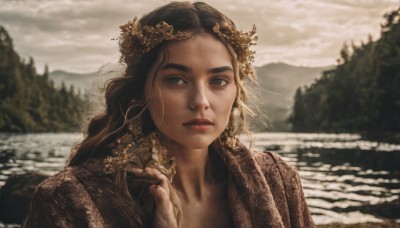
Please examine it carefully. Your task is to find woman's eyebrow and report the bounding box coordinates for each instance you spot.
[208,66,233,74]
[161,63,190,72]
[161,63,233,74]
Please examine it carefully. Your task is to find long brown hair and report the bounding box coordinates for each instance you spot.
[68,1,255,166]
[67,2,258,227]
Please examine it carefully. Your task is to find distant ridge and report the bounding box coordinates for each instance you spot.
[49,70,97,93]
[50,62,332,132]
[255,62,333,131]
[49,64,125,93]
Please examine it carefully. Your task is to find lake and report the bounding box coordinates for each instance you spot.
[1,132,399,225]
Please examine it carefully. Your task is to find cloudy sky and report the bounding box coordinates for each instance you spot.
[0,0,398,73]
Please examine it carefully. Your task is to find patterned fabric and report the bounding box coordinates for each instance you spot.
[24,145,314,228]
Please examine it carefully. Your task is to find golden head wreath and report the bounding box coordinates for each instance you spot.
[118,17,192,66]
[212,22,257,79]
[118,17,257,80]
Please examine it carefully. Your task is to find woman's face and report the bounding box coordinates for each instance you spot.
[144,32,237,150]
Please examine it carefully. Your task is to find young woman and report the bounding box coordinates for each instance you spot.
[24,2,314,227]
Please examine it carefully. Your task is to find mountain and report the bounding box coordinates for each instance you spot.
[49,63,125,95]
[255,63,332,131]
[49,70,97,94]
[49,62,331,132]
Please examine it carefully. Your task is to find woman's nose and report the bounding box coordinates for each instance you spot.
[188,84,210,111]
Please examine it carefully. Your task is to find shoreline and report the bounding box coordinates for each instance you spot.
[317,221,400,228]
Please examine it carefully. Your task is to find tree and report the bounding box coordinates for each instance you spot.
[289,7,400,141]
[0,26,85,132]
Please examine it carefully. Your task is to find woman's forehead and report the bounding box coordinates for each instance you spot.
[162,33,233,69]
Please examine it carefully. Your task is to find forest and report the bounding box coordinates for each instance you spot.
[0,26,85,132]
[289,7,400,142]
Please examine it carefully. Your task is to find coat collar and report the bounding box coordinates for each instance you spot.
[217,143,284,228]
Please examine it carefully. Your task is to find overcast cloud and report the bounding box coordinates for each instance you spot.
[0,0,398,73]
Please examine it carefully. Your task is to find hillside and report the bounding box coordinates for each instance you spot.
[289,7,400,141]
[255,63,332,131]
[0,26,85,132]
[49,70,97,94]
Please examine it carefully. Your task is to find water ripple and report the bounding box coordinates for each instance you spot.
[0,132,399,225]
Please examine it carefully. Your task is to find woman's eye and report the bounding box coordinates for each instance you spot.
[211,78,229,86]
[166,76,185,85]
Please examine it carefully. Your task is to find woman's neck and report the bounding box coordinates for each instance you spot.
[166,143,215,202]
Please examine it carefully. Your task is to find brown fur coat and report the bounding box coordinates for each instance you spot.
[24,145,314,227]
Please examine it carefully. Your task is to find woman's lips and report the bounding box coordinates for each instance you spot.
[183,118,213,131]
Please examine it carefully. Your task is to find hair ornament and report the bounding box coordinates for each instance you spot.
[118,18,258,78]
[104,123,176,183]
[213,22,258,80]
[118,17,192,65]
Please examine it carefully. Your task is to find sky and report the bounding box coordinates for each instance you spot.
[0,0,399,73]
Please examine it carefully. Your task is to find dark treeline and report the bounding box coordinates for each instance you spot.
[289,8,400,141]
[0,26,85,132]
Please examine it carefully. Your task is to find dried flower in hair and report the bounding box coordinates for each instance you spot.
[104,123,176,182]
[118,18,258,79]
[118,17,192,65]
[213,22,258,80]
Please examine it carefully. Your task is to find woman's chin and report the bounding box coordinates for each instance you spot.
[164,137,217,151]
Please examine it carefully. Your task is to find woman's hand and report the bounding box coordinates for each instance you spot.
[131,167,178,228]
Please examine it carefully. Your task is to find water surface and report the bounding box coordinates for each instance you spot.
[1,132,399,225]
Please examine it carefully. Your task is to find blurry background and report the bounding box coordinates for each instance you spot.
[0,0,399,227]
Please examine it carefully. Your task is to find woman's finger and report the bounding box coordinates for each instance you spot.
[149,184,169,206]
[149,184,177,228]
[126,167,145,175]
[144,167,170,195]
[126,166,170,193]
[124,167,177,227]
